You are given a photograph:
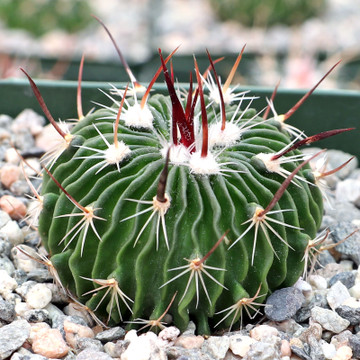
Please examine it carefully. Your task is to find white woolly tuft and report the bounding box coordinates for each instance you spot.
[122,103,153,129]
[189,151,220,175]
[105,142,131,166]
[208,121,242,148]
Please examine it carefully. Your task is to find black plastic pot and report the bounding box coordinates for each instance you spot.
[0,78,359,159]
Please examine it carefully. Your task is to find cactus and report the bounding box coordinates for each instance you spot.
[21,24,353,334]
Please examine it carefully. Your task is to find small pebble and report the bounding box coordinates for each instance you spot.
[0,209,11,228]
[1,220,24,246]
[308,275,328,290]
[31,327,69,359]
[320,340,337,359]
[158,326,180,347]
[95,326,126,343]
[25,283,52,309]
[265,287,305,321]
[250,325,279,341]
[335,305,360,325]
[310,306,350,333]
[330,221,360,265]
[349,335,360,359]
[0,296,16,322]
[175,335,205,349]
[24,309,51,325]
[76,348,113,360]
[121,331,166,360]
[64,319,95,348]
[0,319,31,360]
[75,337,103,352]
[201,336,230,360]
[329,271,356,289]
[0,269,18,296]
[336,179,360,207]
[242,339,281,360]
[0,195,27,220]
[229,335,256,357]
[327,281,351,310]
[0,164,21,188]
[333,345,353,360]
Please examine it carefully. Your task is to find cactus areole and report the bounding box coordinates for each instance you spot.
[27,46,350,334]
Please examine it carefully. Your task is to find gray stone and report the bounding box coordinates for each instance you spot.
[294,292,328,323]
[291,345,312,360]
[242,341,281,360]
[349,335,360,359]
[75,337,103,352]
[326,149,358,180]
[335,305,360,325]
[24,309,51,325]
[95,326,126,342]
[325,201,360,223]
[166,347,213,360]
[0,255,15,276]
[26,268,53,283]
[307,335,325,360]
[329,271,356,288]
[0,115,12,131]
[75,348,112,360]
[310,306,350,333]
[0,238,11,256]
[0,320,31,360]
[0,296,15,322]
[265,287,305,322]
[9,181,30,197]
[329,221,360,265]
[12,269,28,285]
[52,314,88,337]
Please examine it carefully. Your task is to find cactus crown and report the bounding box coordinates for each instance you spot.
[21,20,354,335]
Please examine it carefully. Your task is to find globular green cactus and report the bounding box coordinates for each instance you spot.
[22,35,351,334]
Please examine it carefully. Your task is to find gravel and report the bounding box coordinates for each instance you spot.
[0,108,360,359]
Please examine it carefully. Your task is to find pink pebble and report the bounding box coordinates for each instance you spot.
[0,195,27,220]
[32,328,69,358]
[64,319,94,348]
[0,164,21,188]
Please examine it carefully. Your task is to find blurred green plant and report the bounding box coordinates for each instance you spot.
[209,0,326,27]
[0,0,92,37]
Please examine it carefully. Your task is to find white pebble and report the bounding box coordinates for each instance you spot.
[122,331,166,360]
[11,245,44,273]
[250,325,279,341]
[15,301,32,317]
[157,326,180,347]
[25,283,52,309]
[0,269,18,297]
[349,283,360,299]
[229,335,256,357]
[327,281,351,310]
[1,220,24,246]
[336,179,360,207]
[4,148,20,164]
[309,275,328,290]
[333,345,353,360]
[321,340,337,359]
[294,278,313,298]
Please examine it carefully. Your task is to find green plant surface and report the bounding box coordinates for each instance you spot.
[209,0,325,27]
[0,0,92,37]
